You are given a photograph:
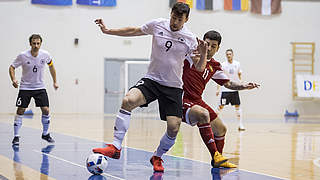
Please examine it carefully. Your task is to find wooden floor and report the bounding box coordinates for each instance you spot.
[0,113,319,179]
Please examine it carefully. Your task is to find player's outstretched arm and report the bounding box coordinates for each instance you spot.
[94,19,146,37]
[223,81,260,91]
[9,65,18,88]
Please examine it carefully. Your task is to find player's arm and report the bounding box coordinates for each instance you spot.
[191,38,208,72]
[95,19,146,36]
[48,61,59,90]
[9,65,18,88]
[223,81,260,90]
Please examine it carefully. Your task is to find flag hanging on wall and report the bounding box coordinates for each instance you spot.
[31,0,72,6]
[224,0,248,11]
[196,0,223,11]
[170,0,193,8]
[251,0,281,15]
[77,0,116,7]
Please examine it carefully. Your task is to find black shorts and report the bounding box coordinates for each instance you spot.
[220,91,240,106]
[16,89,49,108]
[131,78,183,120]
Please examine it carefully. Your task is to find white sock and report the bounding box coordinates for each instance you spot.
[41,115,51,135]
[155,132,176,157]
[13,115,23,137]
[112,109,131,150]
[235,108,243,127]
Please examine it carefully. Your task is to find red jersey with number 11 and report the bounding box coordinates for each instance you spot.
[183,57,229,100]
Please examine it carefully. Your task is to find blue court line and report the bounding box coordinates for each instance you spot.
[0,122,286,180]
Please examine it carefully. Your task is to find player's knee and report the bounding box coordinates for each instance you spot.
[16,108,25,115]
[215,123,227,136]
[220,124,227,135]
[193,106,210,124]
[167,119,181,137]
[121,96,137,111]
[41,107,50,115]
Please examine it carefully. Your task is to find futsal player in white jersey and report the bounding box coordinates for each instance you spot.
[216,49,245,130]
[93,2,208,172]
[9,34,58,145]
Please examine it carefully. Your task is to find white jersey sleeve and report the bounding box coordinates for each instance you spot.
[12,54,24,68]
[42,50,53,65]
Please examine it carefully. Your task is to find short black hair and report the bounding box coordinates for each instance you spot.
[171,2,190,18]
[226,48,233,53]
[203,30,222,45]
[29,34,42,44]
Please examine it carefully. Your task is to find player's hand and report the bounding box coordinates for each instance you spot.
[190,49,201,62]
[196,38,208,56]
[53,83,59,90]
[12,80,19,88]
[94,19,107,31]
[245,82,260,90]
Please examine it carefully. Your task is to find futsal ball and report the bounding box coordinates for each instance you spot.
[86,153,108,175]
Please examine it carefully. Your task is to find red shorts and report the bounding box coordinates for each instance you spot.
[182,98,218,126]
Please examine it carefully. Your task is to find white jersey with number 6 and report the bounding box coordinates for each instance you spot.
[141,18,197,89]
[11,49,53,90]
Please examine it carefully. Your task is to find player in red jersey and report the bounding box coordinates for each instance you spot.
[182,30,259,168]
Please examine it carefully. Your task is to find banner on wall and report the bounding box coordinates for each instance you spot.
[76,0,116,6]
[170,0,193,8]
[224,0,248,11]
[296,74,320,98]
[196,0,223,11]
[251,0,281,15]
[31,0,72,6]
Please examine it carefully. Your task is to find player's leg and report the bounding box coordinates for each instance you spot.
[34,89,55,143]
[232,91,244,130]
[12,90,31,145]
[151,115,181,172]
[211,117,237,168]
[151,86,183,172]
[211,117,227,154]
[190,105,220,157]
[217,92,227,115]
[199,103,229,167]
[93,87,147,158]
[234,105,244,130]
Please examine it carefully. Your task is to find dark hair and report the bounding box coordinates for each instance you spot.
[226,48,233,53]
[171,2,190,18]
[203,30,222,45]
[29,34,42,44]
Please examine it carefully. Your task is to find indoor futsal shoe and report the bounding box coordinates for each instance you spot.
[42,133,55,143]
[211,151,228,168]
[219,161,237,168]
[150,156,164,172]
[92,144,121,159]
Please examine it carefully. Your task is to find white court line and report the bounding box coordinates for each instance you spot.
[33,150,125,180]
[314,157,320,168]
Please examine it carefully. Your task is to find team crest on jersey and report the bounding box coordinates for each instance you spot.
[178,37,185,42]
[209,65,213,72]
[41,59,45,64]
[158,32,164,36]
[27,61,30,64]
